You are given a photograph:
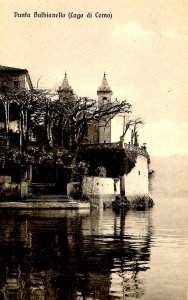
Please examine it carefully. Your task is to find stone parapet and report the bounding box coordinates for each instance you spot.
[80,142,149,159]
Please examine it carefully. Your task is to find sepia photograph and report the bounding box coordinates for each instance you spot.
[0,0,188,299]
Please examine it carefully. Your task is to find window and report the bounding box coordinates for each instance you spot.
[138,171,141,175]
[14,81,19,89]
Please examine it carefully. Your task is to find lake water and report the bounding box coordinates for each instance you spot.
[0,196,188,300]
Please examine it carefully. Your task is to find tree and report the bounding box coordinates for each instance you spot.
[52,95,132,159]
[0,86,55,152]
[0,88,132,173]
[120,116,144,145]
[0,85,14,147]
[27,89,55,147]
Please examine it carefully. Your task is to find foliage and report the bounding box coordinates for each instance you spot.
[1,89,131,152]
[0,86,133,175]
[131,195,154,209]
[0,181,19,200]
[77,147,138,177]
[95,166,107,177]
[148,169,155,192]
[112,195,154,210]
[0,145,75,170]
[148,169,155,179]
[0,86,54,149]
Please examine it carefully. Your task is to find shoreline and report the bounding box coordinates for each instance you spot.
[0,200,90,210]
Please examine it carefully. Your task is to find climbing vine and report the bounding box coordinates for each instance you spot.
[77,147,138,177]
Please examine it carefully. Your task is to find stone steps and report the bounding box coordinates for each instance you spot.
[31,183,57,195]
[26,195,69,202]
[0,201,90,210]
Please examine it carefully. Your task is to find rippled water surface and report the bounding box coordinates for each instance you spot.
[0,196,188,300]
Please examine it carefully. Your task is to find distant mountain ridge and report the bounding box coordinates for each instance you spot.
[150,154,188,197]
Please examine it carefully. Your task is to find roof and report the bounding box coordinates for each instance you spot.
[97,73,112,93]
[0,65,28,72]
[58,73,73,92]
[0,65,33,89]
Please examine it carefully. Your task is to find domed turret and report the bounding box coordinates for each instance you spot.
[97,73,113,143]
[58,73,74,100]
[97,73,113,107]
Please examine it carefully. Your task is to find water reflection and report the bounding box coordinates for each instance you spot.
[82,209,152,299]
[0,207,152,300]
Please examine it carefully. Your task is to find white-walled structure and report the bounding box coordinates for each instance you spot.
[124,154,149,198]
[82,176,120,197]
[81,153,149,206]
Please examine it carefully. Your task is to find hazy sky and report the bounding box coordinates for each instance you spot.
[0,0,188,157]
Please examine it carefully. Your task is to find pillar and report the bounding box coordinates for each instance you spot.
[20,165,28,199]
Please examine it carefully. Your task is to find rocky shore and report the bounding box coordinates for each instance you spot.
[112,195,154,210]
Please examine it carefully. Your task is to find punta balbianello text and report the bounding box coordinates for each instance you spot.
[14,12,66,18]
[33,12,66,18]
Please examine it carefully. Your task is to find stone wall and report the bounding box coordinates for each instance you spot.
[81,154,149,200]
[82,176,120,197]
[81,176,120,207]
[80,154,149,206]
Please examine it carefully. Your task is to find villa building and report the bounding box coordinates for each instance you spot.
[0,66,150,202]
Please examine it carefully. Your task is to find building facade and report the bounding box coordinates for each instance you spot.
[0,65,33,132]
[0,65,33,90]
